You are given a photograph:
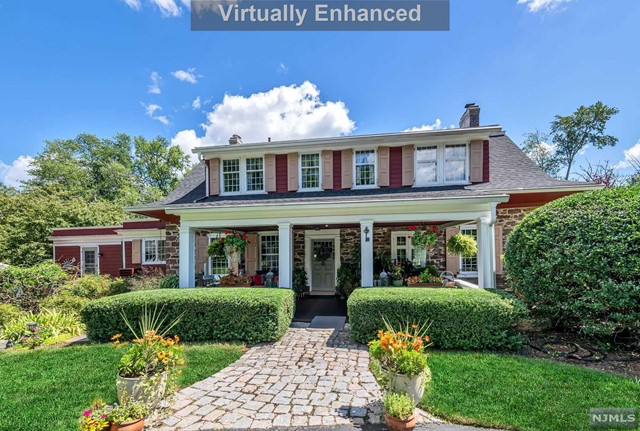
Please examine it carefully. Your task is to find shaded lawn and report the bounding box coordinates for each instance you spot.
[422,351,640,431]
[0,343,244,431]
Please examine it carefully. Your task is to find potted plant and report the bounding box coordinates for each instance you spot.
[114,306,184,406]
[446,233,477,258]
[406,269,442,287]
[106,398,150,431]
[208,231,250,274]
[391,263,404,287]
[79,400,111,431]
[218,269,253,287]
[383,392,416,431]
[369,319,432,404]
[408,225,439,251]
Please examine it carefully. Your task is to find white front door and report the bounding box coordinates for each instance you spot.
[311,239,336,294]
[81,247,99,275]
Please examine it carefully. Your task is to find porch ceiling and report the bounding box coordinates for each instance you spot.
[201,221,461,232]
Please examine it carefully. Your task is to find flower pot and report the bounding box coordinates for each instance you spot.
[387,367,431,405]
[384,413,416,431]
[392,280,403,287]
[116,372,167,407]
[110,419,145,431]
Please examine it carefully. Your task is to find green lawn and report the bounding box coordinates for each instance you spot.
[422,351,640,431]
[0,343,244,431]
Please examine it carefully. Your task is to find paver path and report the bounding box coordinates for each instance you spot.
[152,328,443,430]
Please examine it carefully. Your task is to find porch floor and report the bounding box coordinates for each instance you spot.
[294,295,348,323]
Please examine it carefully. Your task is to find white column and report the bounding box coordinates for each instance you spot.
[476,217,496,289]
[360,220,374,287]
[278,222,293,288]
[178,226,195,288]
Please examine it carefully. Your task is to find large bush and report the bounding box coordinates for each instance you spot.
[82,288,295,343]
[348,288,525,350]
[0,263,69,311]
[504,186,640,347]
[60,274,128,299]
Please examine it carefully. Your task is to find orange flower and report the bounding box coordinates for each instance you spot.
[411,324,418,329]
[157,351,166,360]
[111,333,122,341]
[424,335,431,343]
[162,357,169,364]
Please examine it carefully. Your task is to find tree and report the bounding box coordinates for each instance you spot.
[577,160,623,188]
[550,101,619,180]
[628,155,640,185]
[521,130,562,177]
[133,136,190,196]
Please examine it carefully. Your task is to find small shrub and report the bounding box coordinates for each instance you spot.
[40,294,90,315]
[127,273,163,292]
[384,392,414,420]
[159,274,179,289]
[292,267,308,298]
[505,186,640,348]
[0,303,24,327]
[61,275,128,299]
[1,308,84,342]
[348,288,525,350]
[336,265,358,298]
[0,262,69,312]
[82,288,295,343]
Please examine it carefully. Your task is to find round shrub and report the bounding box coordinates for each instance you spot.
[504,186,640,347]
[61,274,128,299]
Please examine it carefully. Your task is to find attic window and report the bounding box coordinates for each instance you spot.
[300,153,321,190]
[354,150,376,187]
[444,144,467,182]
[246,157,264,192]
[222,159,241,193]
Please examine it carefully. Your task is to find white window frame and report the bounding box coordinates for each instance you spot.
[259,232,279,271]
[207,233,230,277]
[391,232,427,267]
[80,246,100,276]
[413,143,470,187]
[220,156,266,195]
[353,149,378,189]
[298,152,323,191]
[142,239,166,265]
[458,224,478,277]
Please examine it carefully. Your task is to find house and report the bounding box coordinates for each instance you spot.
[52,104,598,290]
[51,219,167,277]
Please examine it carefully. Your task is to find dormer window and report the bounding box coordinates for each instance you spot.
[354,150,376,187]
[416,146,438,185]
[300,153,321,190]
[221,157,265,194]
[444,144,467,182]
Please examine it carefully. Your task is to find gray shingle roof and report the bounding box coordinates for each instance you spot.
[128,134,598,212]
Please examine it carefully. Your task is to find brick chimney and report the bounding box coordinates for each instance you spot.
[459,103,480,128]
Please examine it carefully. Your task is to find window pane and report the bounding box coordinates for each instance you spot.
[144,240,157,262]
[158,240,165,261]
[416,146,437,162]
[416,146,438,184]
[246,157,264,191]
[396,236,407,246]
[210,256,227,274]
[223,159,240,192]
[355,151,375,164]
[460,228,478,272]
[355,150,376,186]
[444,145,467,182]
[445,145,466,159]
[396,249,407,262]
[301,153,320,168]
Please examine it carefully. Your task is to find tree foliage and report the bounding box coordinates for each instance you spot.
[550,101,619,180]
[521,131,562,177]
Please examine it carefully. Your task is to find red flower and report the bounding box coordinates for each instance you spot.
[242,235,248,240]
[408,225,417,231]
[224,230,231,234]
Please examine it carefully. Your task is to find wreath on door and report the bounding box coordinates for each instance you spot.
[314,242,333,265]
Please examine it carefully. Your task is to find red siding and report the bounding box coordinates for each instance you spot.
[99,244,122,277]
[53,227,118,236]
[54,246,81,269]
[333,150,342,190]
[123,241,166,275]
[483,140,490,183]
[275,154,288,193]
[122,220,166,230]
[389,147,403,188]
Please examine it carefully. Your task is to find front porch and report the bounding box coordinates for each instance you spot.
[170,195,508,291]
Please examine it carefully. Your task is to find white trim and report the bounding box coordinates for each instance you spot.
[179,226,195,288]
[353,149,378,189]
[116,229,166,240]
[304,229,341,293]
[278,223,293,288]
[121,240,126,269]
[298,152,323,192]
[205,161,210,196]
[80,246,99,276]
[220,156,267,196]
[458,224,478,277]
[360,221,374,287]
[414,143,471,187]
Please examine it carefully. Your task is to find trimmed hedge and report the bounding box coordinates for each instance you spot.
[82,288,295,344]
[348,288,525,350]
[504,186,640,347]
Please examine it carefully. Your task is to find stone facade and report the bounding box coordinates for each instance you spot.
[165,222,179,275]
[496,206,534,251]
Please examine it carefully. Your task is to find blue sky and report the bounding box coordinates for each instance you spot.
[1,0,639,186]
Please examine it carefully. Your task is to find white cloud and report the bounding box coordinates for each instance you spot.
[142,103,170,125]
[148,71,162,94]
[172,68,199,84]
[122,0,189,17]
[171,129,202,164]
[0,155,33,188]
[404,119,455,132]
[615,140,640,169]
[192,96,201,110]
[517,0,572,13]
[278,63,288,74]
[177,81,355,149]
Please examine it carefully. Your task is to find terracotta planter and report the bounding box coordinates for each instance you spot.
[407,282,441,287]
[110,419,144,431]
[384,413,416,431]
[116,372,167,407]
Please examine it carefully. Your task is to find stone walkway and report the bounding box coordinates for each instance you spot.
[151,328,443,430]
